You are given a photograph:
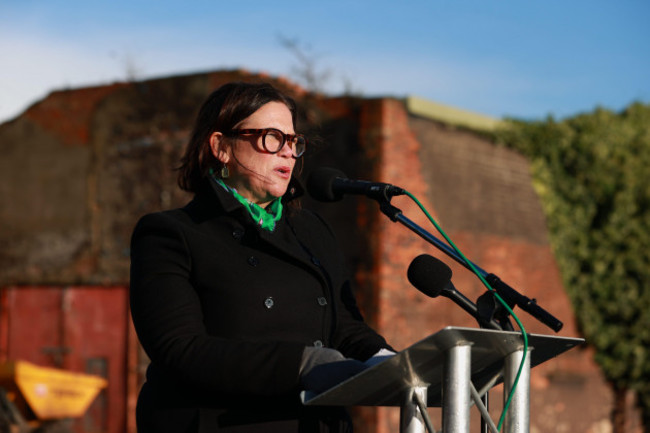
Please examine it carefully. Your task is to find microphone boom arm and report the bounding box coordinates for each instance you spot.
[379,200,563,332]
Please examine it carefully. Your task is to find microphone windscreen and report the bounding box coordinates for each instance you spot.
[307,167,347,202]
[407,254,453,298]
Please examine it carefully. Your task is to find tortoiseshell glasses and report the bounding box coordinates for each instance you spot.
[226,128,307,157]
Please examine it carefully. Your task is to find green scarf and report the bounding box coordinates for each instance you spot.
[215,179,283,232]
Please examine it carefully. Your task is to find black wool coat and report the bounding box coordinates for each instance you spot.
[129,179,391,433]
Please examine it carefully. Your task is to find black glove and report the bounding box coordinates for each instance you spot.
[299,347,367,393]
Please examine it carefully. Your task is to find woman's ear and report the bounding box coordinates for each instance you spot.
[209,132,230,164]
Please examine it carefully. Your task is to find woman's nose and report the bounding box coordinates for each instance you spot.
[278,140,295,157]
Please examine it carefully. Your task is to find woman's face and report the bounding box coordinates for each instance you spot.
[210,101,297,207]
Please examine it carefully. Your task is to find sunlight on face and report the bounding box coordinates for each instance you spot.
[213,101,297,207]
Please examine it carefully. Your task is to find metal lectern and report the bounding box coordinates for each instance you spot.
[301,327,584,433]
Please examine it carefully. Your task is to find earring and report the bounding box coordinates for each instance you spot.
[220,165,230,179]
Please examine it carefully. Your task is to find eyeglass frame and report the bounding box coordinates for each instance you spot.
[224,128,307,157]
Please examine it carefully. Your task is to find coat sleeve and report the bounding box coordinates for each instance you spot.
[129,212,306,399]
[297,211,394,360]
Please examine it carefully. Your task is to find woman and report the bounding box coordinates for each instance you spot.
[129,82,393,432]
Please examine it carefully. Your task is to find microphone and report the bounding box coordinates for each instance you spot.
[406,254,452,298]
[307,167,405,202]
[407,254,502,331]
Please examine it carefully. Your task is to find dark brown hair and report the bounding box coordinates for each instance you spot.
[177,82,298,193]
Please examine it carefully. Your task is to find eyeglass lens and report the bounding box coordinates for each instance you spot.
[263,130,306,157]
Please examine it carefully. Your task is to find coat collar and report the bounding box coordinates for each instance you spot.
[207,175,304,214]
[186,176,304,221]
[282,176,305,204]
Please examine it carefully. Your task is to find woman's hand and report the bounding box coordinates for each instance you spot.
[299,347,367,393]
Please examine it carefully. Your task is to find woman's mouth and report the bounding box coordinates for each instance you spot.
[275,166,292,179]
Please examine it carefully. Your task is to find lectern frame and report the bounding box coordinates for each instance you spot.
[302,327,584,433]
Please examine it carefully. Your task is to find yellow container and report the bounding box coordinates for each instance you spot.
[0,360,107,420]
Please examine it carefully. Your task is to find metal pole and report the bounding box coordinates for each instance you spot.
[503,349,531,433]
[442,343,472,433]
[400,386,429,433]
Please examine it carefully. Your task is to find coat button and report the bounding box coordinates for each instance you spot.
[313,340,323,348]
[311,257,321,266]
[248,256,259,266]
[317,297,328,306]
[264,297,274,309]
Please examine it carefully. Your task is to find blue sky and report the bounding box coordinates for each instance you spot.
[1,0,648,124]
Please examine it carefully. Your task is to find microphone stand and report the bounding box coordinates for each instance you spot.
[377,200,563,332]
[378,199,562,433]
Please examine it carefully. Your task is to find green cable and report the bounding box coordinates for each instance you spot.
[404,191,529,431]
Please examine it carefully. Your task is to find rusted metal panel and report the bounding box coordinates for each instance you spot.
[0,286,130,433]
[4,287,63,367]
